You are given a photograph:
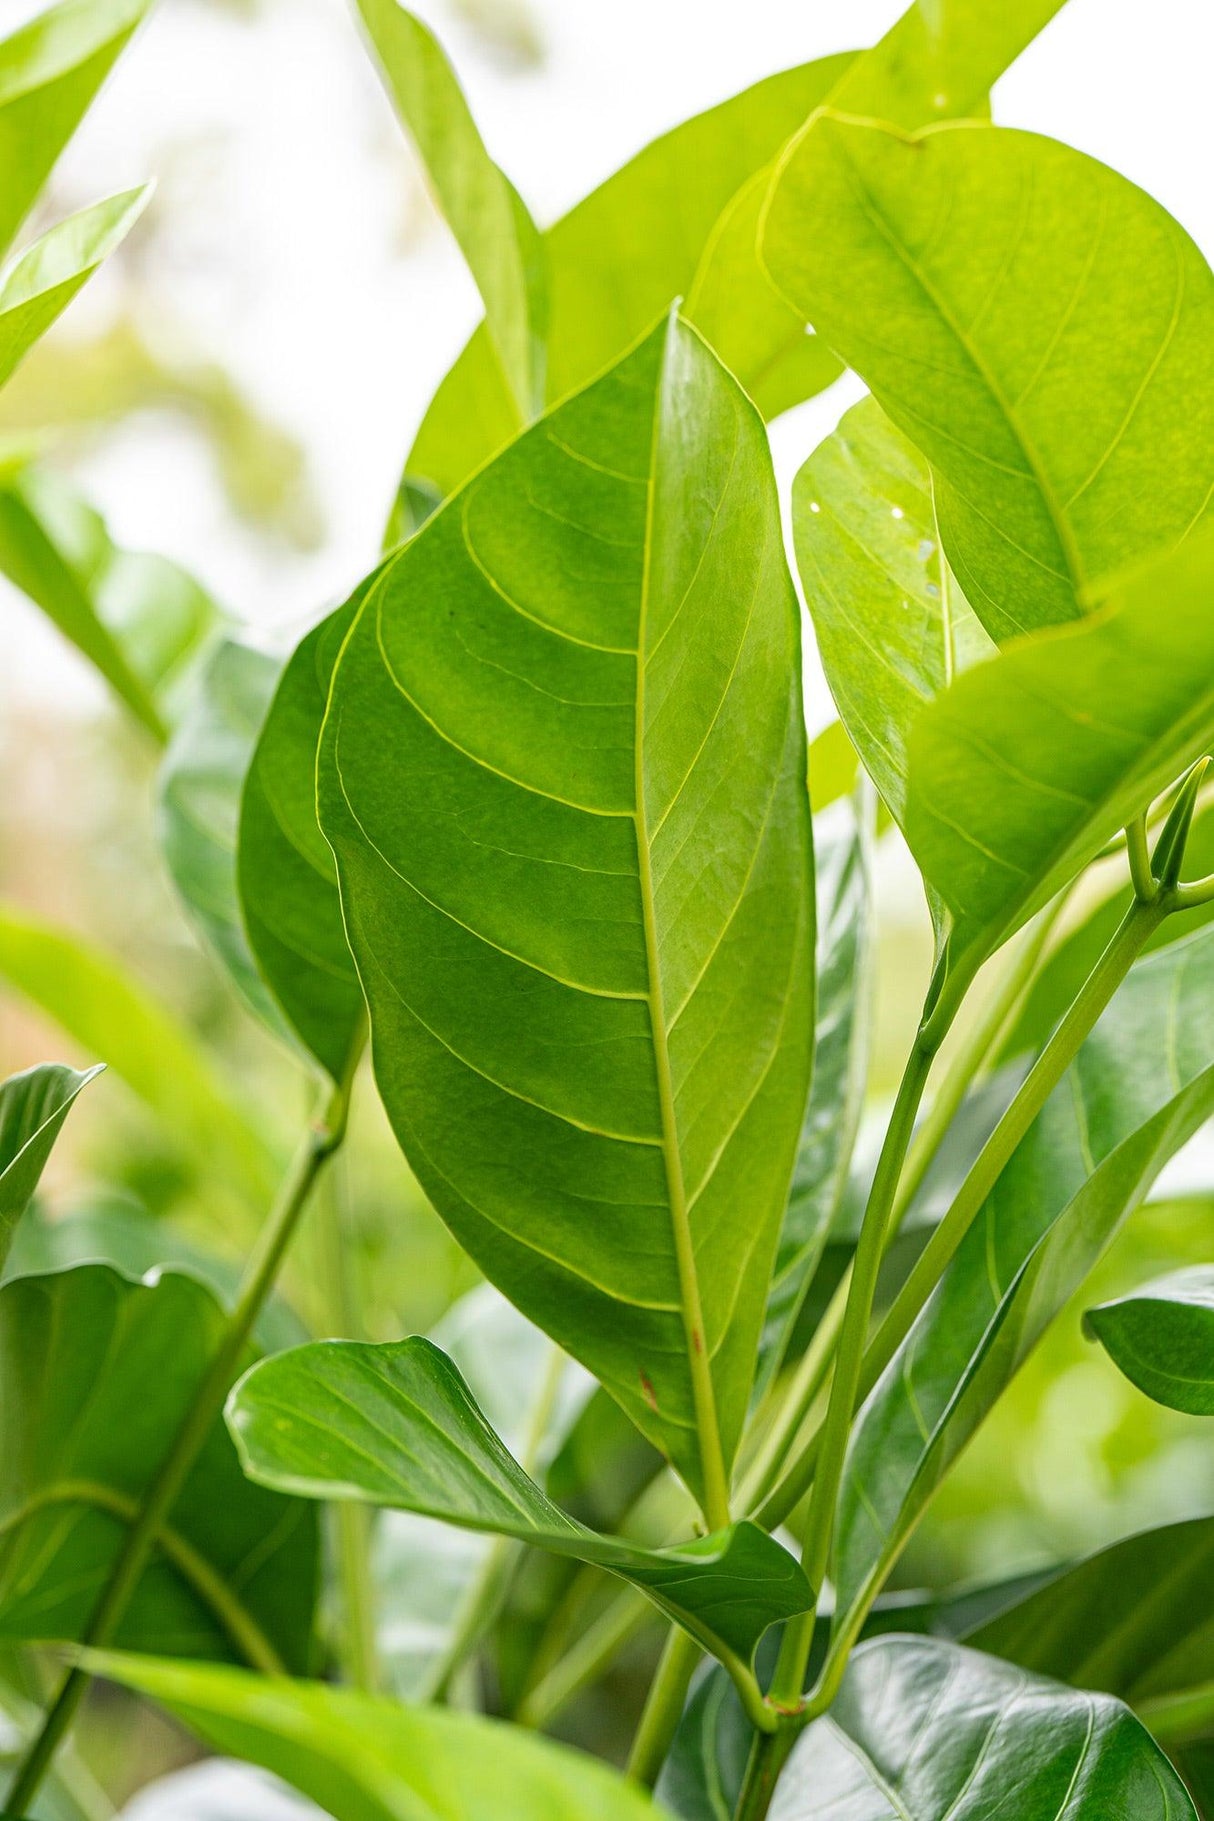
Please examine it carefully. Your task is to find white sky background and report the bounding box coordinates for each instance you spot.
[7,0,1214,699]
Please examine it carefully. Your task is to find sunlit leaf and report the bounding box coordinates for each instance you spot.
[1085,1269,1214,1414]
[0,1060,97,1269]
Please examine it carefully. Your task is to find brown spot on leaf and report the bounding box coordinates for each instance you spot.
[639,1372,658,1411]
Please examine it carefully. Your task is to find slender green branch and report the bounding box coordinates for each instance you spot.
[1126,813,1154,900]
[735,1282,844,1516]
[5,1069,357,1815]
[517,1589,653,1730]
[627,1627,705,1788]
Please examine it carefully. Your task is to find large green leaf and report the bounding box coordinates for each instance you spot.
[229,1335,809,1672]
[0,464,216,740]
[0,1265,317,1671]
[1084,1269,1214,1415]
[773,1636,1196,1820]
[905,535,1214,993]
[0,901,276,1206]
[0,1060,97,1269]
[760,797,873,1383]
[0,0,149,257]
[318,313,814,1510]
[159,638,293,1040]
[0,186,149,392]
[762,115,1214,640]
[237,594,368,1085]
[91,1653,663,1821]
[832,924,1214,1658]
[352,0,543,421]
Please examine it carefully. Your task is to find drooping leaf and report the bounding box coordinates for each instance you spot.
[760,796,873,1383]
[229,1336,809,1671]
[317,313,814,1509]
[0,900,276,1206]
[0,0,150,257]
[771,1636,1196,1820]
[353,0,545,420]
[0,186,150,393]
[0,464,217,739]
[905,534,1214,994]
[831,923,1214,1658]
[237,591,368,1086]
[159,638,292,1040]
[90,1653,664,1821]
[370,1283,588,1700]
[0,1060,98,1269]
[1084,1269,1214,1414]
[0,1265,318,1671]
[762,115,1214,640]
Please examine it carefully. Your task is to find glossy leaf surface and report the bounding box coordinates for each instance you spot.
[1085,1268,1214,1414]
[0,186,148,392]
[159,638,291,1039]
[318,314,814,1506]
[0,900,275,1205]
[91,1654,662,1821]
[0,1265,317,1670]
[772,1636,1196,1820]
[0,1061,97,1269]
[0,0,149,256]
[906,535,1214,988]
[763,116,1214,638]
[833,925,1214,1652]
[353,0,543,419]
[230,1336,809,1669]
[238,594,367,1084]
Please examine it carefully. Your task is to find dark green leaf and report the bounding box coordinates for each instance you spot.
[317,313,814,1509]
[1085,1269,1214,1414]
[832,923,1214,1656]
[237,594,368,1085]
[773,1636,1195,1819]
[229,1336,809,1671]
[0,1265,317,1670]
[763,115,1214,639]
[90,1653,665,1821]
[0,0,149,257]
[0,1060,97,1269]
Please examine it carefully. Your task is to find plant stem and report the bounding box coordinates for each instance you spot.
[734,1726,798,1821]
[735,1283,844,1516]
[627,1627,703,1788]
[5,1073,354,1816]
[1137,1679,1214,1748]
[518,1589,653,1730]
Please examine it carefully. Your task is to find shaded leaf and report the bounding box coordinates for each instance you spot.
[317,313,814,1509]
[0,0,150,257]
[90,1653,664,1821]
[763,115,1214,639]
[833,924,1214,1655]
[0,1265,318,1671]
[772,1636,1195,1820]
[230,1335,809,1671]
[1085,1269,1214,1414]
[238,592,368,1085]
[0,1060,97,1269]
[0,900,276,1206]
[159,638,293,1039]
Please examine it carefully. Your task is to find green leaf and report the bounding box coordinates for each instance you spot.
[0,1060,97,1270]
[0,464,216,739]
[0,186,149,393]
[159,638,293,1040]
[0,1264,317,1670]
[761,797,873,1383]
[229,1335,809,1672]
[237,595,368,1085]
[831,923,1214,1658]
[905,535,1214,994]
[317,312,814,1511]
[1084,1269,1214,1414]
[0,0,150,258]
[762,114,1214,640]
[353,0,544,420]
[0,900,276,1206]
[775,1636,1196,1820]
[91,1654,665,1821]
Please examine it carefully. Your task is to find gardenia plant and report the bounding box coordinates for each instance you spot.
[2,0,1214,1817]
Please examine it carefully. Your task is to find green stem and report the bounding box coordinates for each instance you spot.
[735,1282,845,1516]
[5,1073,354,1816]
[1126,813,1155,900]
[627,1627,703,1788]
[734,1726,798,1821]
[1137,1679,1214,1748]
[517,1590,653,1730]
